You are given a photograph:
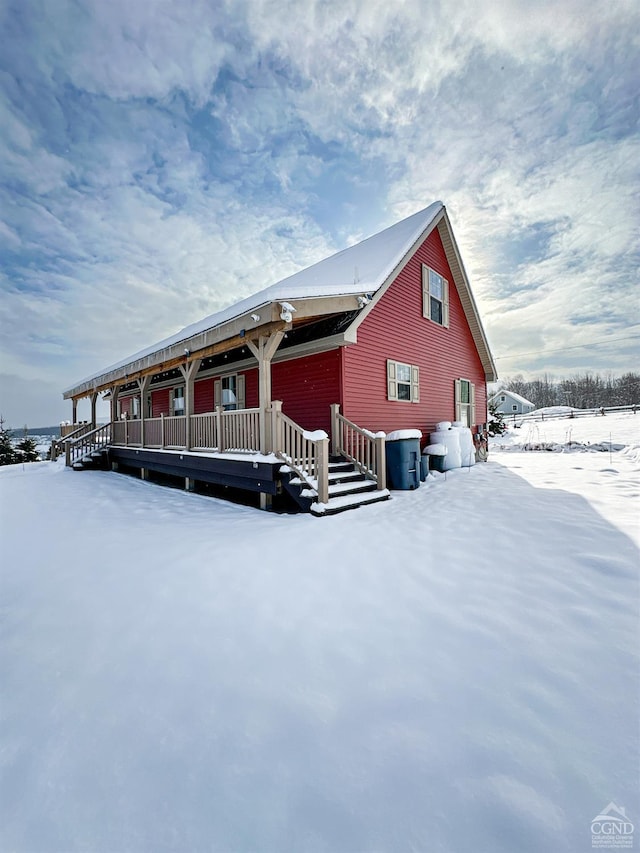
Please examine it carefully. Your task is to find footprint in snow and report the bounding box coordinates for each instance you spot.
[599,468,619,474]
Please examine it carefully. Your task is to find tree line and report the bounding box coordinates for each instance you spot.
[500,371,639,410]
[0,417,41,466]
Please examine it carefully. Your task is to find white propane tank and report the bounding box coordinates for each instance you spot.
[430,427,461,470]
[452,422,475,466]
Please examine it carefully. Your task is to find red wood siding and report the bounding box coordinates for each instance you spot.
[151,388,170,417]
[119,396,132,416]
[267,349,342,433]
[194,379,213,414]
[243,369,258,408]
[342,227,487,441]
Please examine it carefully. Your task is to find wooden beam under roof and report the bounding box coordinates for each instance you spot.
[65,293,365,401]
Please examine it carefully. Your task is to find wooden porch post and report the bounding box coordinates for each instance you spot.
[137,375,150,447]
[179,359,201,451]
[72,398,78,425]
[330,403,340,457]
[90,392,98,428]
[109,385,120,424]
[246,331,284,453]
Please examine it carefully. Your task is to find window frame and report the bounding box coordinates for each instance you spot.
[422,264,450,327]
[454,378,475,426]
[387,359,420,403]
[214,373,246,411]
[172,386,185,415]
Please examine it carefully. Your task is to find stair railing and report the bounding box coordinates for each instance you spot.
[271,401,329,504]
[52,422,95,460]
[65,422,112,466]
[330,404,386,491]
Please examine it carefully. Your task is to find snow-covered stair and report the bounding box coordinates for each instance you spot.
[282,458,391,516]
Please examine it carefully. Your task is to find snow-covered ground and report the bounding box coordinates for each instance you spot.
[1,413,638,852]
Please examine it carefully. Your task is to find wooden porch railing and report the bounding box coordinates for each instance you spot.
[271,401,329,504]
[331,403,386,490]
[109,408,262,453]
[65,422,112,466]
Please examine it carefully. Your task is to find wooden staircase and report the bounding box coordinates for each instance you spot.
[71,448,110,471]
[281,457,391,516]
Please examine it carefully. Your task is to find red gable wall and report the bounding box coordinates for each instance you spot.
[341,227,486,439]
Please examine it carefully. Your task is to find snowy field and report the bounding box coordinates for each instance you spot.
[0,413,638,852]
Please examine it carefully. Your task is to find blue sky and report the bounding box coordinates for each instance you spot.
[0,0,638,426]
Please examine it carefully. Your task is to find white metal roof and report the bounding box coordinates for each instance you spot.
[64,202,444,394]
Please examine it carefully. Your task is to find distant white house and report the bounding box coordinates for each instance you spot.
[490,389,535,415]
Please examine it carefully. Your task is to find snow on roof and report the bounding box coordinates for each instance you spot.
[491,389,535,407]
[66,202,444,393]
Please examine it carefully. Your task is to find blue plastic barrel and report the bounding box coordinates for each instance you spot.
[385,437,421,490]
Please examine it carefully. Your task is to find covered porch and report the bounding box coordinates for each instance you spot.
[60,297,387,513]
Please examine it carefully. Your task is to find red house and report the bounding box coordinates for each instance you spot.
[61,202,496,515]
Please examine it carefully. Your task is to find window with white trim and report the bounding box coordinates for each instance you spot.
[512,404,518,411]
[173,386,185,415]
[422,265,449,327]
[455,378,475,426]
[387,360,420,402]
[214,374,246,411]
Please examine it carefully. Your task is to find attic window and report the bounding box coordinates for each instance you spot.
[422,265,449,327]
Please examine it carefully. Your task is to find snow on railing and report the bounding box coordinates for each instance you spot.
[271,401,329,504]
[331,403,386,491]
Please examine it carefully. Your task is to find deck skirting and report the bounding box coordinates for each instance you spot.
[108,447,280,495]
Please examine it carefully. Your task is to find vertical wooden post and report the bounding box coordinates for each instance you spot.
[216,405,224,451]
[124,416,128,446]
[160,412,165,448]
[179,359,201,451]
[270,400,283,454]
[90,392,98,428]
[247,331,285,454]
[316,437,329,504]
[375,435,387,490]
[330,403,340,457]
[138,376,150,448]
[110,385,120,425]
[72,399,78,425]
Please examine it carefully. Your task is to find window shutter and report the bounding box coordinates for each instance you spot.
[421,265,429,318]
[411,366,420,403]
[237,374,246,409]
[443,279,450,327]
[454,379,461,421]
[470,383,476,425]
[387,360,398,401]
[214,380,221,408]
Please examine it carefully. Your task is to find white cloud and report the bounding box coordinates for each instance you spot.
[0,0,638,422]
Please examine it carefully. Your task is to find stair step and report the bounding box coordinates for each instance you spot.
[328,461,355,473]
[328,480,377,497]
[328,469,363,484]
[310,489,391,516]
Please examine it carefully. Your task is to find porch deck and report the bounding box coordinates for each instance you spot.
[59,403,389,515]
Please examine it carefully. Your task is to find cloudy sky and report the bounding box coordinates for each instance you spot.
[1,0,638,426]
